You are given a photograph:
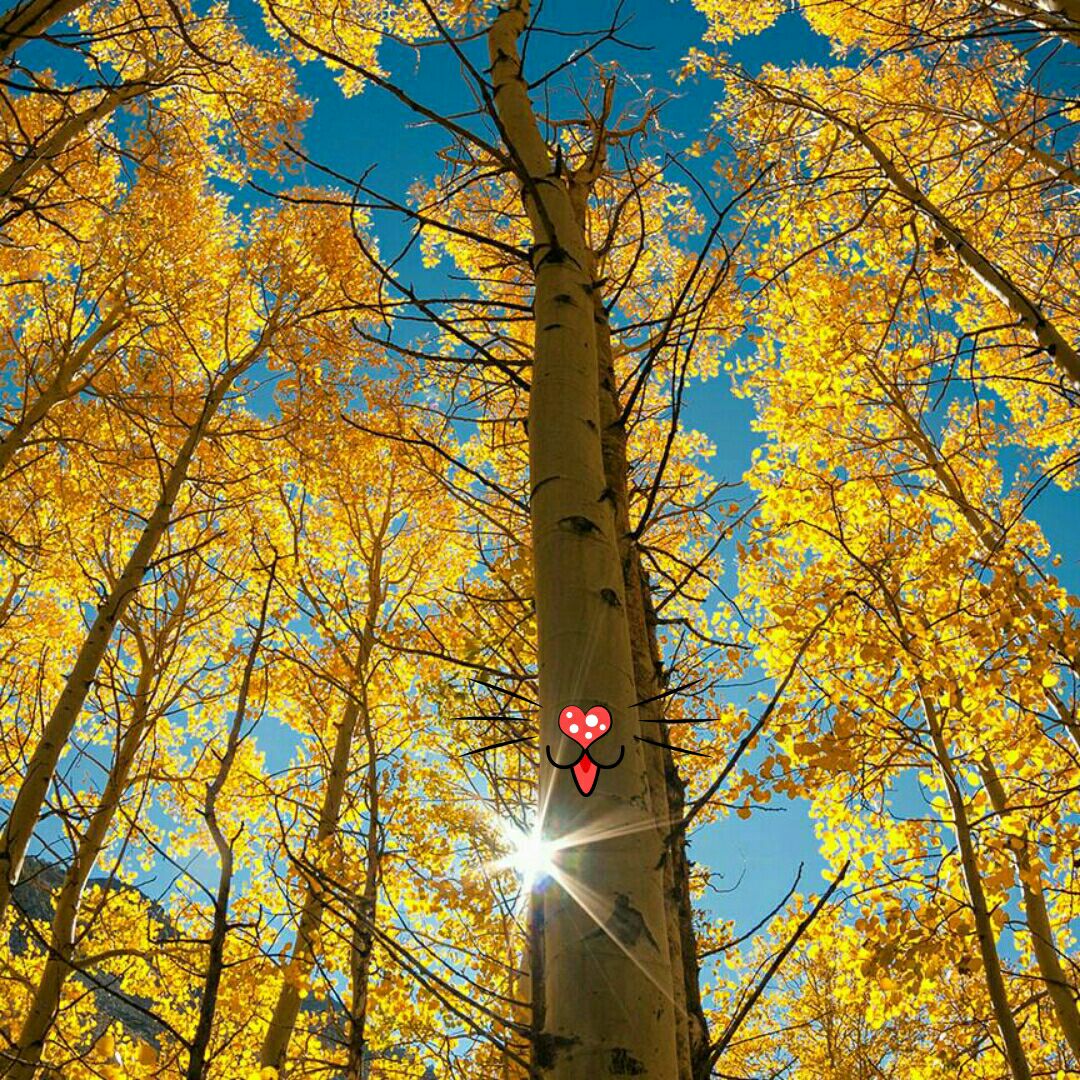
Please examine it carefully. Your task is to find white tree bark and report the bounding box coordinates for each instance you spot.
[846,118,1080,388]
[988,0,1080,45]
[488,4,679,1075]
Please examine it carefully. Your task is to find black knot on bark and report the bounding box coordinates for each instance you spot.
[535,1033,579,1068]
[600,587,621,607]
[558,515,599,535]
[536,245,569,266]
[609,1048,646,1076]
[608,893,659,951]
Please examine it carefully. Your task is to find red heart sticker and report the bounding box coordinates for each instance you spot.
[557,706,611,796]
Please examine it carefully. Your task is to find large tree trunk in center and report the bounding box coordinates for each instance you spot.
[488,4,679,1076]
[594,294,711,1080]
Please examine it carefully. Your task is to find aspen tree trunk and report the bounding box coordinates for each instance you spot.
[979,760,1080,1061]
[2,658,155,1080]
[989,0,1080,45]
[344,702,381,1080]
[593,302,710,1080]
[753,76,1080,387]
[843,119,1080,387]
[260,540,385,1074]
[877,376,1080,753]
[489,4,679,1076]
[187,568,275,1080]
[565,137,708,1079]
[0,80,154,202]
[974,117,1080,189]
[0,336,270,919]
[258,695,363,1069]
[0,0,85,60]
[918,689,1034,1080]
[343,872,378,1080]
[0,310,126,481]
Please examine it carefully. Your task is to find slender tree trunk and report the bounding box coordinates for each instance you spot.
[752,76,1080,387]
[988,0,1080,45]
[186,568,275,1080]
[919,689,1034,1080]
[489,4,679,1076]
[0,80,154,202]
[0,0,85,60]
[877,375,1080,753]
[980,760,1080,1062]
[344,696,381,1080]
[260,536,385,1074]
[977,117,1080,189]
[343,876,377,1080]
[844,118,1080,387]
[2,660,155,1080]
[0,335,271,919]
[0,309,126,481]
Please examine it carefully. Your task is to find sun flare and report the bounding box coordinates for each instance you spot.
[496,822,557,893]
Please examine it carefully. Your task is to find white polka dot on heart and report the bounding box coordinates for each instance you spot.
[568,723,579,733]
[564,710,574,718]
[599,724,606,731]
[586,715,597,727]
[585,731,593,739]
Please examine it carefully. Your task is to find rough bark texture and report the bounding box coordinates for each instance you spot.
[488,3,679,1076]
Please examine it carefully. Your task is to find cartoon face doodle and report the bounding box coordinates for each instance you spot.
[546,705,624,796]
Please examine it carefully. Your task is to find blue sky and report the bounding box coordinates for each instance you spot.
[13,0,1077,957]
[221,0,1080,939]
[221,0,842,935]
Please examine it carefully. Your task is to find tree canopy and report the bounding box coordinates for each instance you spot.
[0,1,1077,1078]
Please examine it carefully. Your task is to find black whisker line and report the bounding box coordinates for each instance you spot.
[451,715,532,723]
[630,677,706,710]
[638,718,722,724]
[462,736,536,757]
[634,735,709,758]
[471,678,539,708]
